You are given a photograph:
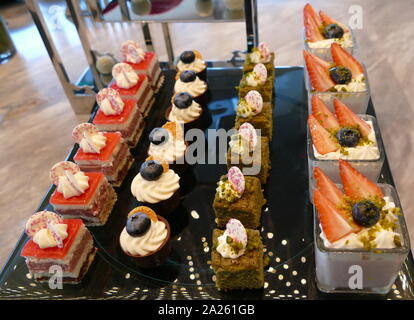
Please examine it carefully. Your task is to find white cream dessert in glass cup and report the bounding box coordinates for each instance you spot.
[307,96,384,188]
[304,43,370,114]
[303,3,355,61]
[312,160,410,294]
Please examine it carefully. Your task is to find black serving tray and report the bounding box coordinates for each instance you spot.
[1,67,414,300]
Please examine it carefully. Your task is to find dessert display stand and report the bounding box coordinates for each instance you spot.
[1,67,414,300]
[3,0,413,300]
[25,0,257,114]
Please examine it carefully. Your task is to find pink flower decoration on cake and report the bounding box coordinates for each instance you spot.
[49,161,81,186]
[228,166,245,195]
[25,211,63,237]
[96,88,124,115]
[239,122,258,148]
[226,218,247,244]
[121,40,145,64]
[258,42,271,62]
[253,63,267,83]
[245,90,263,114]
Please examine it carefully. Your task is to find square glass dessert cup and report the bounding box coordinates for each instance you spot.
[303,27,357,62]
[307,114,385,201]
[313,183,411,294]
[304,64,370,115]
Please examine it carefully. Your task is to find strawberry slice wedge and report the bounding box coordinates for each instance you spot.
[304,50,335,92]
[311,96,340,131]
[304,3,324,42]
[333,98,371,138]
[319,10,349,32]
[331,43,364,78]
[308,114,339,154]
[314,188,355,243]
[314,167,362,233]
[339,159,384,201]
[314,167,344,206]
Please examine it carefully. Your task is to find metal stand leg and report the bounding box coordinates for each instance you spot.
[162,23,174,67]
[244,0,258,52]
[66,0,103,90]
[25,0,96,114]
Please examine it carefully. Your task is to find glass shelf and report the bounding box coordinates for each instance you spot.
[93,0,245,23]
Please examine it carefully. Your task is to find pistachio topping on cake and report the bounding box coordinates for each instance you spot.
[314,161,402,250]
[245,64,267,87]
[229,122,258,155]
[216,167,245,202]
[250,42,272,64]
[236,90,263,118]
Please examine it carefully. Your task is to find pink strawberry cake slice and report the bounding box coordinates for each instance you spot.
[72,123,133,187]
[49,162,117,226]
[21,211,96,283]
[109,62,154,117]
[93,88,145,147]
[121,40,164,92]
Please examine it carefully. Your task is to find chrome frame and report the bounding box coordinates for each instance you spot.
[25,0,96,114]
[26,0,258,114]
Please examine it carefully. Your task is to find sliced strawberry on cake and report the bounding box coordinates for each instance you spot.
[339,159,384,201]
[314,188,355,242]
[304,3,324,42]
[314,167,344,206]
[308,114,339,154]
[331,43,363,78]
[303,50,335,92]
[319,10,349,32]
[314,167,362,233]
[311,96,340,131]
[333,98,371,138]
[309,99,379,157]
[304,4,353,50]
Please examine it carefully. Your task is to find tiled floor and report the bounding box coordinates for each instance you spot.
[0,0,413,267]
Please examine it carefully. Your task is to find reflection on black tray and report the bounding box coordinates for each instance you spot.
[0,67,413,300]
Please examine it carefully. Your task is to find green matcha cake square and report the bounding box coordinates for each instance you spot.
[227,136,270,184]
[213,175,265,229]
[243,52,275,73]
[235,102,273,141]
[211,228,264,291]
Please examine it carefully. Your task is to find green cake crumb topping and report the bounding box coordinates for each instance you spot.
[216,177,241,203]
[226,236,244,255]
[337,195,401,250]
[326,126,374,155]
